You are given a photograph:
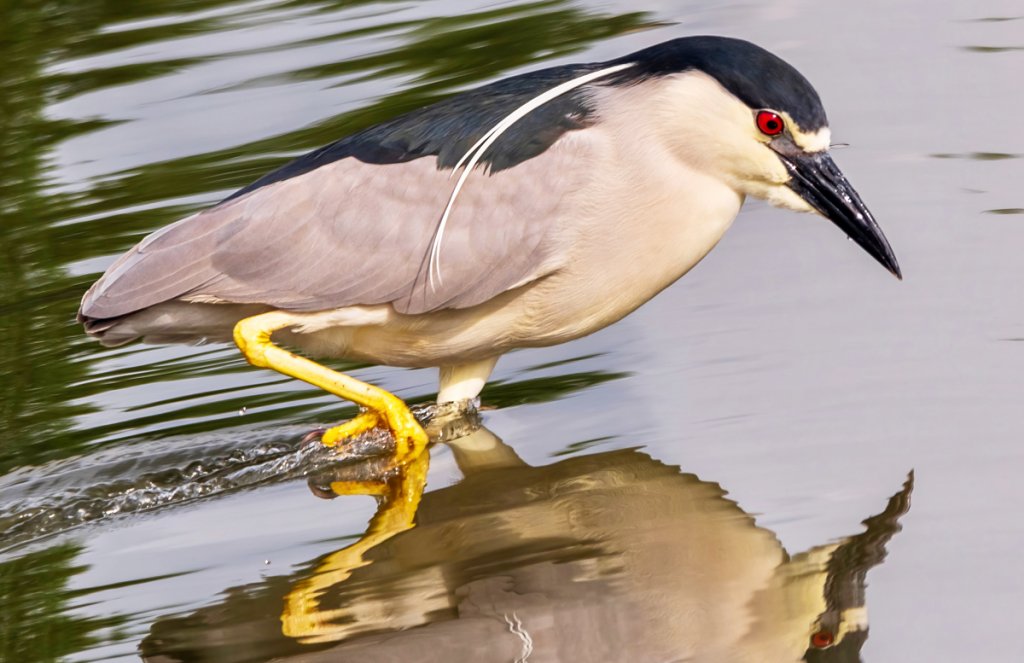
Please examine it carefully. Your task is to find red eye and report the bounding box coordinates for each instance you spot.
[756,110,784,136]
[810,630,835,648]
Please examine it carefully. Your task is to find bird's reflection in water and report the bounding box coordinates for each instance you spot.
[142,413,911,663]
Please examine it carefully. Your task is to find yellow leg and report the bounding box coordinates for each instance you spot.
[233,311,428,463]
[282,451,430,643]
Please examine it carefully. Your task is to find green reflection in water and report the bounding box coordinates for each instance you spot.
[481,370,629,408]
[0,0,105,474]
[0,0,657,476]
[0,543,127,662]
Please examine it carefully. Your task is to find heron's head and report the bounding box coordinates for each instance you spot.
[611,37,900,278]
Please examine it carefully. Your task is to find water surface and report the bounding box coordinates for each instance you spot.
[1,0,1023,661]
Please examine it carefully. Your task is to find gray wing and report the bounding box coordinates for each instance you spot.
[79,135,594,320]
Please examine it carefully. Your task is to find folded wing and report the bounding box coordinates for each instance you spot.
[79,133,593,324]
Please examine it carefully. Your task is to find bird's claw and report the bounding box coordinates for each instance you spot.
[310,405,429,472]
[320,411,382,447]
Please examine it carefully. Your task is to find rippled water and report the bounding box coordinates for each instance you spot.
[1,0,1022,661]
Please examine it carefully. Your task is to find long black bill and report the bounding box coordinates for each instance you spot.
[781,152,902,279]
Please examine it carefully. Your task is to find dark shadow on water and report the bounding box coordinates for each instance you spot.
[136,421,912,663]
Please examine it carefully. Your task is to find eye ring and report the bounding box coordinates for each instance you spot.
[756,110,785,136]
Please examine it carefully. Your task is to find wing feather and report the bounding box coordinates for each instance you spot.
[79,134,595,321]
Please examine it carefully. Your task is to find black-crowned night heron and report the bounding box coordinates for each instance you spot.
[79,36,900,466]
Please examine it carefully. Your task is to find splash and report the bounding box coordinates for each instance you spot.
[0,402,474,552]
[0,424,398,552]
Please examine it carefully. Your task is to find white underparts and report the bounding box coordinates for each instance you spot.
[437,356,499,403]
[283,306,392,333]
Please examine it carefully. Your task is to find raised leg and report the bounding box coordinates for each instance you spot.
[233,311,428,463]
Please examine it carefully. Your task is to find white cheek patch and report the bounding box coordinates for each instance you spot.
[840,606,869,632]
[774,111,830,152]
[790,125,831,153]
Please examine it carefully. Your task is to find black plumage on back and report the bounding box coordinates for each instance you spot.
[223,63,603,203]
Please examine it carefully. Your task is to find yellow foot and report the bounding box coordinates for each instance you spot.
[321,400,429,465]
[320,411,380,447]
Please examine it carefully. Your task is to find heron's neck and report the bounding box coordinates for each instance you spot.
[527,125,742,341]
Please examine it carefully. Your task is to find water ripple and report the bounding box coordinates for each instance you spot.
[0,425,393,551]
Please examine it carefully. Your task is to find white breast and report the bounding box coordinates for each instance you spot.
[510,114,744,346]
